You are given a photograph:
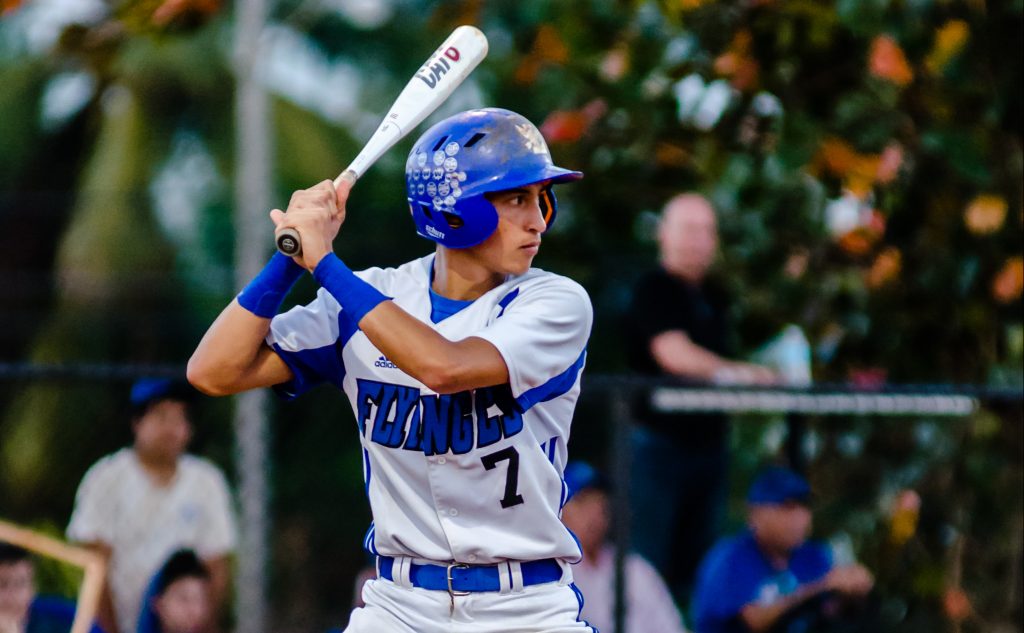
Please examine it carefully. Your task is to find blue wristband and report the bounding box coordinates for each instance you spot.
[313,253,390,324]
[237,252,305,318]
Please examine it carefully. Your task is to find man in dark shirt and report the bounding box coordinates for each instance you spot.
[623,193,776,602]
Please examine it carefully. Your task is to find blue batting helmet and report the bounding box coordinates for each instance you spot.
[405,108,583,249]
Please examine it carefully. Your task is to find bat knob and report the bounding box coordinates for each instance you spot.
[276,228,302,257]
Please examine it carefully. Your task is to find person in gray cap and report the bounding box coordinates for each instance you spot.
[690,467,874,633]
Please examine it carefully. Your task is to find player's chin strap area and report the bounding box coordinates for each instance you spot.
[377,555,565,612]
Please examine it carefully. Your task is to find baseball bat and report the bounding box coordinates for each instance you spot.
[275,25,489,256]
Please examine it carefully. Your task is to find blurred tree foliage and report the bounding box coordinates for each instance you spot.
[0,0,1020,631]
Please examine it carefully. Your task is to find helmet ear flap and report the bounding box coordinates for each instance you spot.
[540,186,558,232]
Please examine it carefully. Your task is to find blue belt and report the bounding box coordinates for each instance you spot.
[378,556,562,593]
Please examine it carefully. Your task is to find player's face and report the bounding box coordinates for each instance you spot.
[658,196,718,282]
[0,560,34,624]
[472,182,550,276]
[749,501,813,554]
[133,399,193,463]
[153,576,212,633]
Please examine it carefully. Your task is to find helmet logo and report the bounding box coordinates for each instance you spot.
[515,122,548,156]
[425,225,446,239]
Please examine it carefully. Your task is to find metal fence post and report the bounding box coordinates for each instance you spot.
[233,0,272,631]
[785,413,807,474]
[610,384,633,633]
[232,390,270,633]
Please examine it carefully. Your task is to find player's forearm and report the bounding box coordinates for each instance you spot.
[96,584,119,633]
[650,330,729,380]
[83,544,118,633]
[204,555,231,625]
[190,250,304,394]
[309,253,507,393]
[359,300,508,394]
[740,580,826,632]
[188,301,285,395]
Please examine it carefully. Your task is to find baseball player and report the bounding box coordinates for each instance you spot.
[189,108,595,632]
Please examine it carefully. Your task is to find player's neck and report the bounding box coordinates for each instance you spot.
[580,541,604,566]
[132,448,180,486]
[754,538,794,570]
[661,260,705,286]
[431,248,506,301]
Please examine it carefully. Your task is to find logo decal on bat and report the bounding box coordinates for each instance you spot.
[416,47,462,89]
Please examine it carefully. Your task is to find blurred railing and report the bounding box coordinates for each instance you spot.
[0,361,182,381]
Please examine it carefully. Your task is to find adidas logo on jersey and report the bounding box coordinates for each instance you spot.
[374,355,398,369]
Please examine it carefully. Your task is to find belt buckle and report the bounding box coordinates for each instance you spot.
[446,562,471,597]
[446,562,470,615]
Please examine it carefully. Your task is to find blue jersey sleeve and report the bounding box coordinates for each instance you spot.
[28,596,106,633]
[791,540,833,583]
[691,536,763,632]
[267,288,358,399]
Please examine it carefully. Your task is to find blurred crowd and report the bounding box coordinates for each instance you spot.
[2,378,234,633]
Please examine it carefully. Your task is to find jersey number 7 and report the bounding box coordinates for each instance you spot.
[481,447,525,509]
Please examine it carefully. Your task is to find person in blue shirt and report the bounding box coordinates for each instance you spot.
[0,542,105,633]
[691,467,874,633]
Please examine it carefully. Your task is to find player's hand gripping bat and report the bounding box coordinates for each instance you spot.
[275,25,489,257]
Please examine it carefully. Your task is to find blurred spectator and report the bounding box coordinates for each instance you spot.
[623,193,777,600]
[350,561,376,610]
[0,542,105,633]
[691,467,875,633]
[136,550,212,633]
[561,462,688,633]
[66,379,236,633]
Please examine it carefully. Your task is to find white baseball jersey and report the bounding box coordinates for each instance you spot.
[267,254,592,565]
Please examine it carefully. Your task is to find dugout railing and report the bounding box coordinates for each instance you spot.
[1,363,1021,632]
